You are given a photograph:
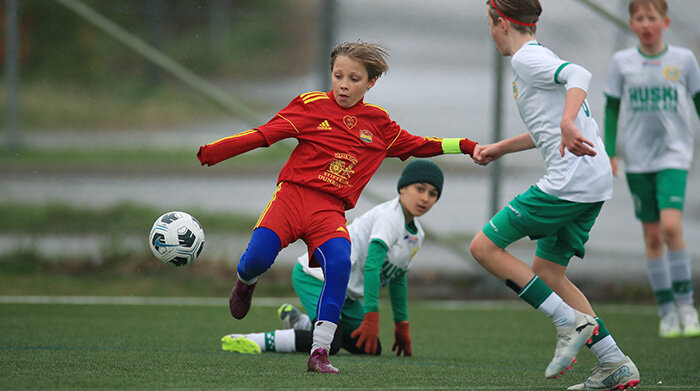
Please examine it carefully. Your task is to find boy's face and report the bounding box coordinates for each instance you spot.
[629,4,669,48]
[399,182,439,218]
[331,55,376,109]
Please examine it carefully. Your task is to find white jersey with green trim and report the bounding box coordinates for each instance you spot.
[604,45,700,173]
[511,41,612,202]
[298,197,423,301]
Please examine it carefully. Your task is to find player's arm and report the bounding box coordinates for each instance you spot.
[388,269,412,356]
[386,130,478,160]
[350,239,388,355]
[198,96,307,166]
[474,132,535,166]
[197,129,266,166]
[556,63,597,157]
[604,94,621,176]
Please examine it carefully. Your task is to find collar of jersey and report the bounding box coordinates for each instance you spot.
[636,44,668,59]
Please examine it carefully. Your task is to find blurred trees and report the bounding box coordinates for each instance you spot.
[3,0,317,85]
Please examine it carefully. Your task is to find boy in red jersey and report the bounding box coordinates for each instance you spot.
[197,41,478,374]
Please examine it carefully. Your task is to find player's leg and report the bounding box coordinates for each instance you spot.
[657,169,698,337]
[628,172,679,337]
[469,189,597,379]
[307,237,351,373]
[534,203,640,390]
[229,227,282,319]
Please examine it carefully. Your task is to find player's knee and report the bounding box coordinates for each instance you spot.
[469,233,490,263]
[238,228,282,277]
[659,220,682,243]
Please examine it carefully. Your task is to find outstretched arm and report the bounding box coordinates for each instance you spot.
[197,129,267,166]
[473,132,535,166]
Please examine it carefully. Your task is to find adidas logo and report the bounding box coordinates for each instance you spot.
[317,120,332,130]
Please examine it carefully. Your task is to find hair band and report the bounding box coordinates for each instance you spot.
[491,0,537,27]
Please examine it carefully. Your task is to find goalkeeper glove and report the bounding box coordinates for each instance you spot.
[392,321,412,356]
[350,311,380,354]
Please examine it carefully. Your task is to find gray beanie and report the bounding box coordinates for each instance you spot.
[396,160,444,198]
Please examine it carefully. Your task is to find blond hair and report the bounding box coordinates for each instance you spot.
[629,0,667,17]
[330,41,389,81]
[486,0,542,35]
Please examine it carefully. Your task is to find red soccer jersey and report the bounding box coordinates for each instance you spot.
[254,91,452,209]
[199,90,476,209]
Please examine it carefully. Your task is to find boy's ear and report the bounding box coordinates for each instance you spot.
[664,15,670,29]
[498,16,509,33]
[367,77,378,91]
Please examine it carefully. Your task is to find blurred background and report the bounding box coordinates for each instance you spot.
[2,0,700,301]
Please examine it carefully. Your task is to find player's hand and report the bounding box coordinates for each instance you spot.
[351,311,380,354]
[392,321,412,356]
[472,143,502,166]
[559,120,596,157]
[609,157,618,176]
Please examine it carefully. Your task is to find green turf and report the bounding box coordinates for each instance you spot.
[1,300,698,390]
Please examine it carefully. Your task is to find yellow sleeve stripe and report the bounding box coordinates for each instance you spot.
[211,129,258,145]
[276,113,300,133]
[300,91,325,99]
[364,102,388,114]
[303,95,330,104]
[441,138,461,154]
[386,129,403,150]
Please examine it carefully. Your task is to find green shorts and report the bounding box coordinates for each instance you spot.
[291,263,364,335]
[482,186,603,266]
[626,169,687,222]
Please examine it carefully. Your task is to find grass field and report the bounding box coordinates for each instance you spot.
[1,298,699,390]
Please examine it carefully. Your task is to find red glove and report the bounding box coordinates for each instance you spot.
[350,311,380,354]
[392,321,412,356]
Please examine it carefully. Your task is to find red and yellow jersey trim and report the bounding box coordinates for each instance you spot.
[300,91,330,105]
[363,102,388,115]
[254,182,284,229]
[275,114,300,133]
[211,129,258,145]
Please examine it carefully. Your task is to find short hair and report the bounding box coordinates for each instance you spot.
[629,0,667,17]
[330,41,389,81]
[486,0,542,35]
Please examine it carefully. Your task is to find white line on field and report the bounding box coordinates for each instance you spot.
[0,296,659,314]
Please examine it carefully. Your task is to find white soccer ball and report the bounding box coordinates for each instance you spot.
[148,211,205,266]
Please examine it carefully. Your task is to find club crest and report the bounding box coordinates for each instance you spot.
[359,129,373,143]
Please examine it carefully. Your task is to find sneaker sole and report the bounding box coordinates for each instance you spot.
[612,379,640,390]
[221,336,261,354]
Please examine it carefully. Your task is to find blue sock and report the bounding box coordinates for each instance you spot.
[313,237,351,324]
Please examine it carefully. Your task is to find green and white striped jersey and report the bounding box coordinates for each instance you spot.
[604,45,700,173]
[511,40,612,202]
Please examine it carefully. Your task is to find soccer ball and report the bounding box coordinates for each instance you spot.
[148,211,205,266]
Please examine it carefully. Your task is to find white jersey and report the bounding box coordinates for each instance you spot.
[604,45,700,173]
[298,197,423,301]
[511,41,612,202]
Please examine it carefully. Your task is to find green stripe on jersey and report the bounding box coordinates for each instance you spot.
[554,62,570,84]
[441,138,461,154]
